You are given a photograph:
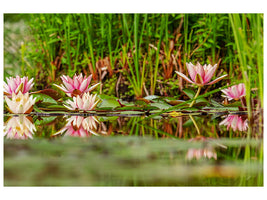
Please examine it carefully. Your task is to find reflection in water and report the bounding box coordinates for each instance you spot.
[186,136,217,161]
[54,116,101,137]
[219,114,248,132]
[4,116,36,139]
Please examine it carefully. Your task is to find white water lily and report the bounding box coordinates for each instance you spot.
[4,116,36,139]
[5,91,36,114]
[64,93,100,111]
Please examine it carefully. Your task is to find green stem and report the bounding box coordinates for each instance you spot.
[189,86,202,107]
[189,115,200,135]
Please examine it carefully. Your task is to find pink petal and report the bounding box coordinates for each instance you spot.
[186,62,197,81]
[204,64,217,84]
[79,79,90,92]
[73,77,80,89]
[87,83,101,92]
[195,62,205,80]
[63,81,75,92]
[175,71,194,84]
[207,74,227,85]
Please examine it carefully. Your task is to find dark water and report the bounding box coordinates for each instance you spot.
[4,113,263,186]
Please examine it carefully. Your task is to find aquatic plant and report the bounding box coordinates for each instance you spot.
[175,62,227,108]
[4,116,36,139]
[54,73,100,97]
[175,62,227,87]
[5,91,36,114]
[221,83,245,101]
[219,115,248,132]
[4,75,34,97]
[64,93,100,111]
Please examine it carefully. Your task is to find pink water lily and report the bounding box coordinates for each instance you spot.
[54,73,100,97]
[219,115,248,132]
[221,83,246,101]
[175,62,227,87]
[64,93,100,111]
[4,76,34,97]
[54,116,99,137]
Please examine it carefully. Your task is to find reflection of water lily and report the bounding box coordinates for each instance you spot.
[64,93,100,111]
[54,116,100,137]
[219,115,248,132]
[186,136,217,161]
[221,83,246,101]
[175,62,227,87]
[54,73,100,97]
[5,92,36,114]
[4,116,36,139]
[186,148,217,161]
[4,76,34,97]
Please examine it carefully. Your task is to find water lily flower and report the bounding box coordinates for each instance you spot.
[5,91,36,114]
[4,116,36,139]
[175,62,227,87]
[219,114,248,132]
[54,73,100,97]
[54,116,99,137]
[64,93,100,111]
[221,83,246,101]
[4,76,34,97]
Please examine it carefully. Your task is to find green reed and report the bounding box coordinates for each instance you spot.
[5,13,263,105]
[229,14,263,119]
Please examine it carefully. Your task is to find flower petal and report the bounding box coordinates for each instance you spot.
[186,62,197,81]
[175,71,194,84]
[207,74,228,85]
[204,64,217,84]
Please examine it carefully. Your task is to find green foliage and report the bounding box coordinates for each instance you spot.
[4,13,263,107]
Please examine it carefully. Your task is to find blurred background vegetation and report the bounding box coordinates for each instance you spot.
[4,13,263,108]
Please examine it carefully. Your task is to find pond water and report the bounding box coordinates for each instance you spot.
[4,112,263,186]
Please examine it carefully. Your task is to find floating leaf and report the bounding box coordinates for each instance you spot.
[115,106,144,111]
[150,102,172,110]
[98,94,120,108]
[165,99,189,106]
